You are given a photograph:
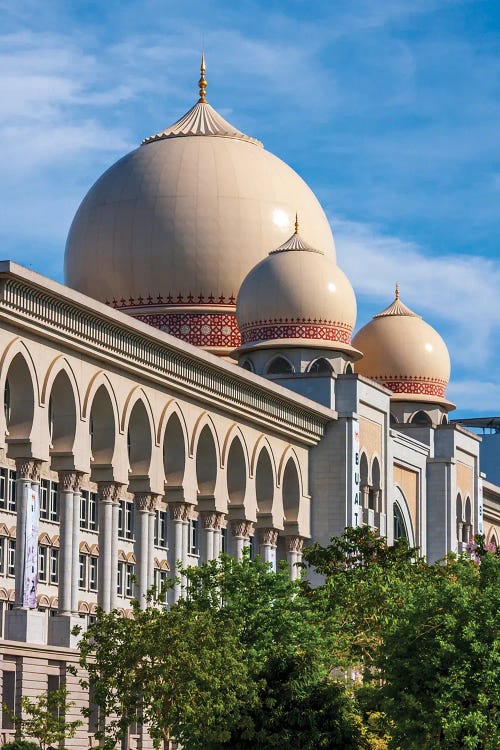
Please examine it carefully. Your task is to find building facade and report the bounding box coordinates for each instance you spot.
[1,62,499,748]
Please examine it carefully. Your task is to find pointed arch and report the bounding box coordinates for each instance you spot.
[277,445,303,495]
[221,424,250,470]
[371,455,381,489]
[410,410,432,426]
[225,432,248,505]
[194,420,219,497]
[121,386,156,444]
[126,396,154,476]
[46,366,78,454]
[281,454,301,523]
[265,355,294,375]
[394,485,415,546]
[250,435,277,479]
[307,358,333,374]
[1,341,39,441]
[360,451,369,486]
[255,445,276,515]
[160,403,188,487]
[82,371,119,425]
[157,399,189,449]
[41,356,81,415]
[189,412,221,463]
[0,337,40,405]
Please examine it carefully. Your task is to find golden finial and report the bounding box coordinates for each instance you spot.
[198,53,207,103]
[395,281,399,300]
[295,212,299,234]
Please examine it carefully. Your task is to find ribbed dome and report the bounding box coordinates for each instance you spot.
[64,61,335,355]
[352,286,454,408]
[236,223,360,356]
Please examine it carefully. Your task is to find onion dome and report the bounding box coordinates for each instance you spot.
[64,56,335,355]
[236,217,360,356]
[352,285,454,408]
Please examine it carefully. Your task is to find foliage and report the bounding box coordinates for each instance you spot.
[1,741,39,750]
[2,686,81,750]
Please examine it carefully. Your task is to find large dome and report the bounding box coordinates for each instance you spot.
[236,222,360,357]
[64,61,335,354]
[352,287,454,408]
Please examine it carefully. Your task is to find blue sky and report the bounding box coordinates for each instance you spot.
[0,0,498,416]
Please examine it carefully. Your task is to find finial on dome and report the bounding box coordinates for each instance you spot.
[295,212,299,234]
[198,53,207,103]
[395,281,399,300]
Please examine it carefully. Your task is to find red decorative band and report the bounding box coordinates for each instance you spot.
[133,310,241,348]
[106,293,236,308]
[381,380,447,398]
[240,322,352,345]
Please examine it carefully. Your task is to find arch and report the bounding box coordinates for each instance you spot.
[277,445,303,493]
[0,587,8,601]
[282,456,301,523]
[456,492,463,541]
[41,356,81,413]
[2,350,36,440]
[0,337,40,403]
[226,434,247,504]
[78,601,90,614]
[464,496,472,542]
[345,362,354,374]
[255,446,275,515]
[488,533,498,550]
[411,410,432,426]
[162,409,187,487]
[221,424,250,470]
[441,414,448,424]
[82,371,119,423]
[360,452,369,486]
[89,383,117,466]
[121,387,156,442]
[265,355,294,375]
[89,544,99,556]
[240,359,254,373]
[189,412,221,461]
[371,456,381,489]
[37,594,51,609]
[307,358,333,374]
[38,532,51,547]
[127,398,153,475]
[79,541,90,554]
[47,368,78,454]
[394,485,415,545]
[196,423,218,496]
[250,434,278,479]
[157,398,188,450]
[390,413,399,425]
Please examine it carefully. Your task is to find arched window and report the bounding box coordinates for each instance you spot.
[390,413,398,425]
[266,356,293,375]
[393,503,408,540]
[345,363,354,374]
[441,414,448,424]
[308,358,332,374]
[464,497,472,542]
[411,410,432,425]
[240,360,254,372]
[456,493,463,542]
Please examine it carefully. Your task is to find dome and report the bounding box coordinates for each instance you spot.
[236,220,360,356]
[352,286,454,408]
[64,59,335,355]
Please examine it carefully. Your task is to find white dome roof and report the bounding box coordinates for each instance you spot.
[64,63,335,355]
[352,287,454,408]
[236,224,359,356]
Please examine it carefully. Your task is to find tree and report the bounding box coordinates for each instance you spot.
[2,686,81,750]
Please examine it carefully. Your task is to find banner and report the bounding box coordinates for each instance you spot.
[477,478,484,535]
[352,420,361,527]
[23,485,39,609]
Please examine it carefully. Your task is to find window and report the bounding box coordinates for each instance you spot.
[4,379,11,426]
[40,479,49,519]
[7,539,15,576]
[154,510,168,548]
[38,546,48,583]
[240,360,254,372]
[345,363,354,374]
[0,468,15,510]
[308,358,332,374]
[221,526,227,554]
[125,564,134,597]
[40,480,58,521]
[189,519,199,555]
[411,410,432,426]
[2,670,15,729]
[154,569,168,594]
[118,500,134,540]
[50,548,59,584]
[0,537,5,574]
[266,356,293,375]
[89,556,98,591]
[394,504,408,540]
[79,554,87,589]
[80,491,99,531]
[117,562,122,596]
[248,534,255,560]
[117,562,135,598]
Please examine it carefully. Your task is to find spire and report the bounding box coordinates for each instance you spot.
[198,53,207,103]
[395,281,399,300]
[295,212,299,234]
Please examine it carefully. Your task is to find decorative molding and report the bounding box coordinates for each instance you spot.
[240,320,352,345]
[134,310,240,349]
[285,535,304,553]
[379,379,447,398]
[0,276,330,445]
[97,481,122,503]
[258,527,279,546]
[169,502,186,522]
[134,493,153,512]
[230,519,254,538]
[109,293,237,308]
[58,470,86,492]
[200,511,218,530]
[15,458,42,481]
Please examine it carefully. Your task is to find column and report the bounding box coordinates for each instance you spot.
[169,503,186,603]
[285,535,304,581]
[71,473,85,614]
[361,485,370,510]
[133,493,153,609]
[97,482,119,612]
[13,460,40,607]
[147,503,156,593]
[230,520,252,560]
[200,512,216,562]
[374,488,382,514]
[110,498,119,611]
[258,528,279,571]
[211,513,224,559]
[57,471,76,615]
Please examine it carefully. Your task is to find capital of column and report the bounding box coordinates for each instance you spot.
[200,511,220,530]
[134,492,159,513]
[15,458,42,482]
[285,535,304,554]
[230,519,254,538]
[97,481,122,503]
[169,502,190,522]
[258,528,279,547]
[58,470,86,493]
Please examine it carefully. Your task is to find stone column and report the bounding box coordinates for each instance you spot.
[169,503,186,603]
[71,472,85,614]
[230,520,253,560]
[200,512,217,562]
[147,503,157,592]
[97,482,119,612]
[374,488,382,514]
[361,485,370,510]
[285,535,304,581]
[133,493,157,608]
[110,497,120,611]
[14,459,42,607]
[258,528,279,571]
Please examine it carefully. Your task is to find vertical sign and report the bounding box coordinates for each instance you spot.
[352,420,361,528]
[23,485,39,609]
[477,477,484,535]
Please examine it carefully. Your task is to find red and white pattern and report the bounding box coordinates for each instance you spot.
[240,319,353,346]
[134,309,241,349]
[379,378,447,398]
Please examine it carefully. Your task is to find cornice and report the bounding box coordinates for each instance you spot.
[0,265,335,444]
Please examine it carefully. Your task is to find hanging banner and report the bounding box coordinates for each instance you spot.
[352,420,361,527]
[23,485,39,609]
[477,478,484,535]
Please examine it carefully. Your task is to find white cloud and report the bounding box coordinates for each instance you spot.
[448,379,500,414]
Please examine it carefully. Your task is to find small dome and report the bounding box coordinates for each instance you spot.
[352,286,454,408]
[236,220,360,356]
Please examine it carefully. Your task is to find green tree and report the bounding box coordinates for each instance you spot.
[2,686,81,750]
